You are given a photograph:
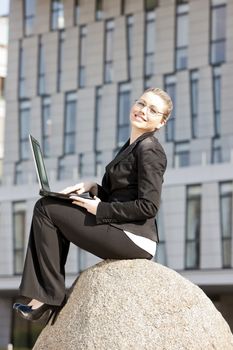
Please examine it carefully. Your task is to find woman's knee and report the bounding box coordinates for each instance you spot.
[33,197,51,216]
[146,253,154,261]
[34,198,43,210]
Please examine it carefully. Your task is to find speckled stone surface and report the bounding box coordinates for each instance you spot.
[33,259,233,350]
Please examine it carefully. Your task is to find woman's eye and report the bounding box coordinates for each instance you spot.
[138,101,145,107]
[150,109,157,114]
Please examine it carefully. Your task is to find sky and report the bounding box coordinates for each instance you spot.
[0,0,9,16]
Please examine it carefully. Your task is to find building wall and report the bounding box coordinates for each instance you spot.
[0,16,8,184]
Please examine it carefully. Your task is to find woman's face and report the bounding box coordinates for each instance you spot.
[129,91,167,132]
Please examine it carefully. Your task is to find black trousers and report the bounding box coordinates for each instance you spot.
[19,197,153,306]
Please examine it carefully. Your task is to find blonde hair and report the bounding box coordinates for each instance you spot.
[145,87,173,122]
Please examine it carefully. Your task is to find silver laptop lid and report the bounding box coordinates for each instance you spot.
[29,134,51,192]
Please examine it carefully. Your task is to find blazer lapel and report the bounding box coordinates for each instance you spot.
[106,131,155,171]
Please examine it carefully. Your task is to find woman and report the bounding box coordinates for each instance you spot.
[13,87,173,322]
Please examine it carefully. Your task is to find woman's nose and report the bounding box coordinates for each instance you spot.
[141,105,148,114]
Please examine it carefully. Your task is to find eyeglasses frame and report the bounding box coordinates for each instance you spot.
[134,99,167,119]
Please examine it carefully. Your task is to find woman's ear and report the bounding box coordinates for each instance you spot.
[157,119,166,129]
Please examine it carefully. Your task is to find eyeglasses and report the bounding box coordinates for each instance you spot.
[134,99,167,118]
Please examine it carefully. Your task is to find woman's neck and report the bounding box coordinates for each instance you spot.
[129,129,144,145]
[129,128,154,144]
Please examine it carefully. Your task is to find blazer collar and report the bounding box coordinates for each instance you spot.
[106,131,156,171]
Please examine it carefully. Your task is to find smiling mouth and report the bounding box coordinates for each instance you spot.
[134,114,146,122]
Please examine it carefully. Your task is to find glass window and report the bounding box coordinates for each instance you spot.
[75,0,80,25]
[94,86,103,176]
[77,247,86,272]
[210,4,226,65]
[58,156,65,180]
[176,3,189,70]
[213,66,221,136]
[51,0,64,30]
[190,70,199,138]
[95,150,103,177]
[117,83,131,147]
[212,136,222,164]
[219,182,232,268]
[120,0,125,15]
[145,11,155,82]
[185,185,201,269]
[104,20,114,83]
[15,162,24,185]
[24,0,36,36]
[154,203,167,265]
[164,75,176,142]
[175,141,190,167]
[57,30,65,92]
[13,201,26,274]
[96,0,104,21]
[19,100,30,160]
[94,86,103,149]
[64,92,77,155]
[42,97,51,157]
[126,15,133,80]
[79,26,87,88]
[57,157,65,180]
[38,36,46,95]
[145,0,158,12]
[19,44,27,99]
[0,77,5,98]
[0,159,2,184]
[78,152,84,177]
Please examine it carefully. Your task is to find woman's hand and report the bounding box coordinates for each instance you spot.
[69,195,101,216]
[59,181,96,196]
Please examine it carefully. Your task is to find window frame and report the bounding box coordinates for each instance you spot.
[37,35,46,96]
[12,201,26,275]
[95,0,104,21]
[19,100,30,161]
[94,86,103,176]
[219,181,233,268]
[63,91,77,155]
[144,10,156,88]
[57,29,65,92]
[41,96,51,158]
[104,19,115,84]
[23,0,36,36]
[164,74,176,143]
[175,2,189,71]
[116,82,131,148]
[18,41,26,99]
[126,14,134,81]
[78,25,87,88]
[174,140,190,167]
[209,3,226,65]
[50,0,65,31]
[190,69,199,138]
[185,184,202,270]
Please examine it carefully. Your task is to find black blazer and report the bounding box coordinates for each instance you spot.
[93,131,167,243]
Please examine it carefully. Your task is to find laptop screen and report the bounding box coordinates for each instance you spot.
[29,135,50,192]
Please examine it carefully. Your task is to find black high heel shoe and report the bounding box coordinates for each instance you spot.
[13,302,55,322]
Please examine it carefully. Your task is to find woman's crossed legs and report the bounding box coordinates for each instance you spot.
[19,196,152,306]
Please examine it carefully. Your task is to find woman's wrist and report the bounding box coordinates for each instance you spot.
[89,182,98,196]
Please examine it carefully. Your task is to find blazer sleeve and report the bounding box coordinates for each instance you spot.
[95,141,167,224]
[89,183,109,202]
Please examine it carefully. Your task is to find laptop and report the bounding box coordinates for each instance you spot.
[29,134,93,201]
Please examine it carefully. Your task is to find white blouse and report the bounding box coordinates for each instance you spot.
[123,230,157,257]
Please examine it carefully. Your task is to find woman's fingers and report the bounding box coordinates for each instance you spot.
[59,182,85,194]
[70,196,101,216]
